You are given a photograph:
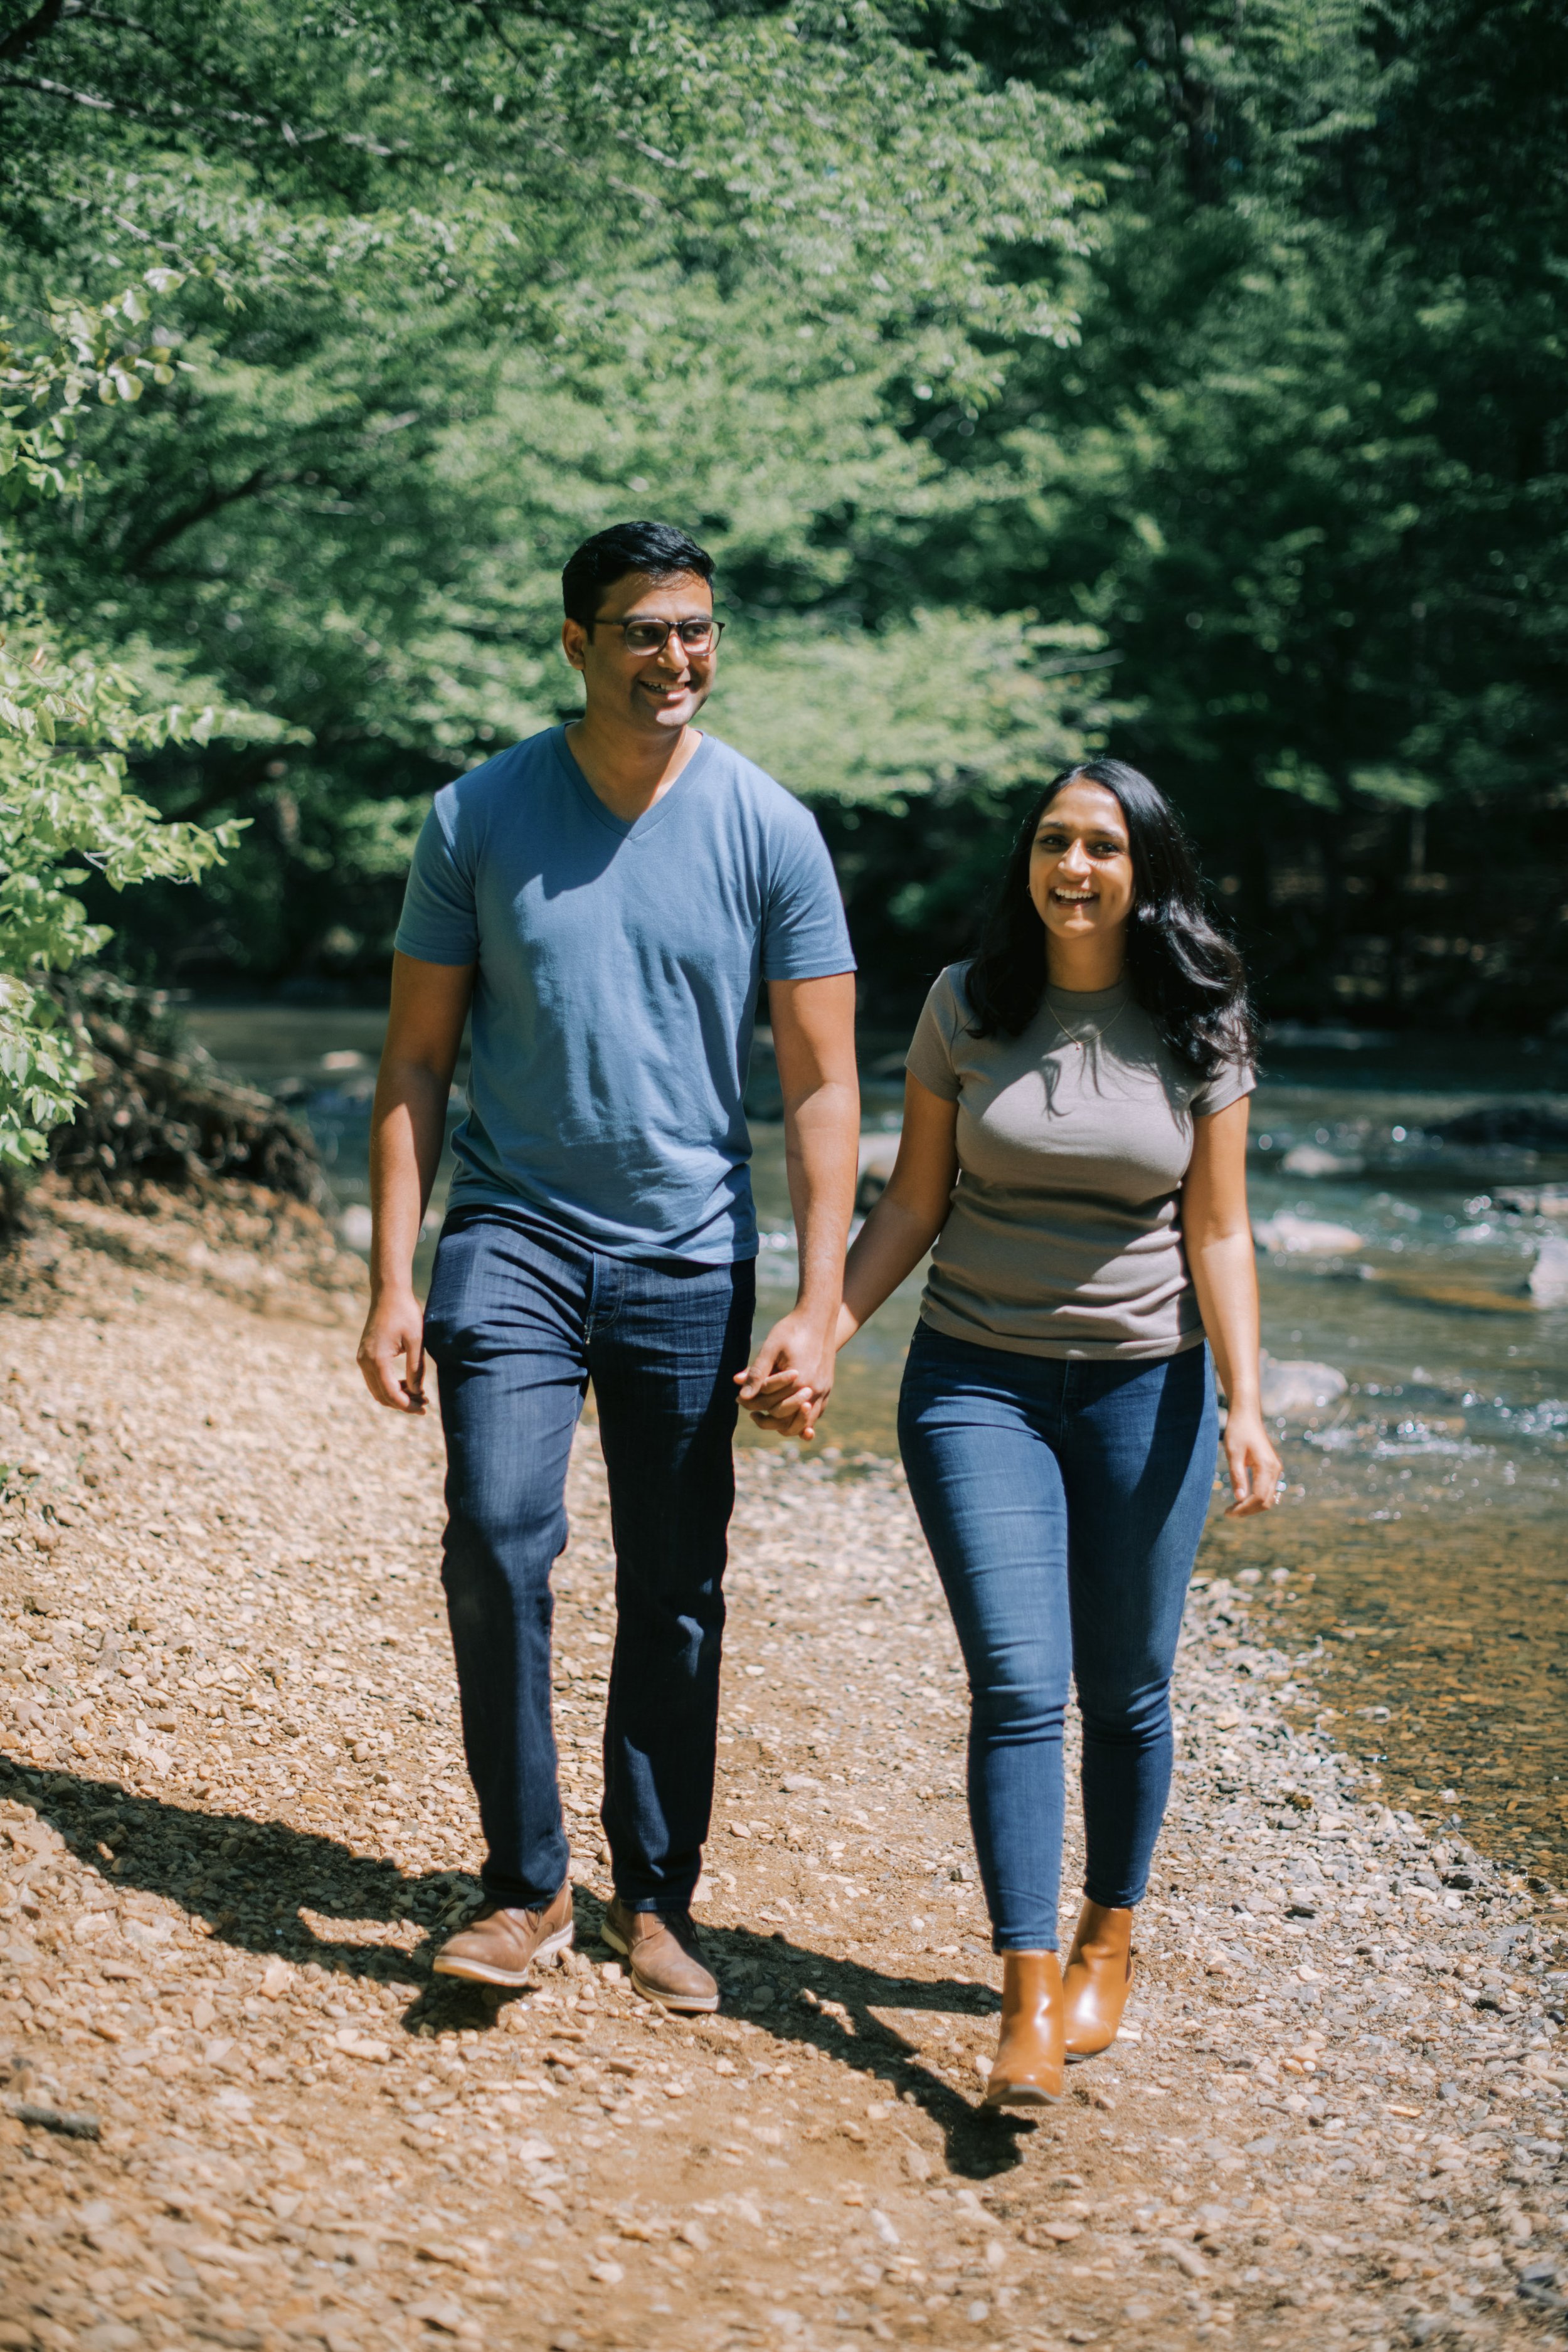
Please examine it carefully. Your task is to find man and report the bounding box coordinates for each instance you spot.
[357,520,858,2011]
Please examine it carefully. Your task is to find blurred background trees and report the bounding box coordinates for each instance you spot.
[2,0,1563,1033]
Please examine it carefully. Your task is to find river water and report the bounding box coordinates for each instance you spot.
[188,1005,1568,1891]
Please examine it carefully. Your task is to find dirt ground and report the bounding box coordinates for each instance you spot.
[0,1192,1565,2352]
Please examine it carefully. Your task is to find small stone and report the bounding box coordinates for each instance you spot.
[678,2220,711,2252]
[408,2298,465,2334]
[586,2259,623,2286]
[903,2146,933,2182]
[337,2034,391,2064]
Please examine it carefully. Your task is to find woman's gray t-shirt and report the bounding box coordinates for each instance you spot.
[904,963,1253,1360]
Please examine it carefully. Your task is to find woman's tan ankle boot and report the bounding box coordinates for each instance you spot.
[981,1951,1064,2108]
[1062,1899,1135,2061]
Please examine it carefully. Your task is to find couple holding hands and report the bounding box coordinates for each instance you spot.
[357,521,1281,2108]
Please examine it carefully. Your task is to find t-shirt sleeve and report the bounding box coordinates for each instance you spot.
[1192,1056,1256,1118]
[394,797,479,967]
[904,971,962,1103]
[759,804,856,982]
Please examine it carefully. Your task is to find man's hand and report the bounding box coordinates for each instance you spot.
[358,1286,428,1413]
[735,1308,835,1441]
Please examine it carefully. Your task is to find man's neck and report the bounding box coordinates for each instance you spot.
[564,713,702,825]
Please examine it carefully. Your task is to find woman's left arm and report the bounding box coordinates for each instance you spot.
[1182,1093,1283,1517]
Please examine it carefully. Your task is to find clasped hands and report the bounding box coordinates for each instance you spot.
[733,1308,838,1442]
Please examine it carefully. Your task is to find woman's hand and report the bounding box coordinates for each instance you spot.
[1222,1406,1283,1516]
[738,1360,820,1439]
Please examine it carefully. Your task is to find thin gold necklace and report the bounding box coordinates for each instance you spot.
[1046,990,1131,1054]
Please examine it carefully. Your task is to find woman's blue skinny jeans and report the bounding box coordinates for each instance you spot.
[898,1324,1218,1953]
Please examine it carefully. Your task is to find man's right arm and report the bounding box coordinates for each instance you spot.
[356,951,475,1412]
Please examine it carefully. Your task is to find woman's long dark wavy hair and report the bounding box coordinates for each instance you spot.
[965,759,1258,1080]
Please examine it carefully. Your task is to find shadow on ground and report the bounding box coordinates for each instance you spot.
[6,1755,1046,2178]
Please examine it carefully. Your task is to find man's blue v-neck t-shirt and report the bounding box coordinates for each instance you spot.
[393,725,854,1263]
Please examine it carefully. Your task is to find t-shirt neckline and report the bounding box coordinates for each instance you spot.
[554,724,714,840]
[1042,975,1132,1015]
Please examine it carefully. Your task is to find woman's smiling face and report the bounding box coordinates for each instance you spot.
[1027,778,1136,951]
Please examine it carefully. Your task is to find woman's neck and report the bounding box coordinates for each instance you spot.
[1046,935,1128,994]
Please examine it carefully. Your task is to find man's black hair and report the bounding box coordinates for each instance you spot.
[561,520,714,630]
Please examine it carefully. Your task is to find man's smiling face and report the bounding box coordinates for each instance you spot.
[563,568,718,738]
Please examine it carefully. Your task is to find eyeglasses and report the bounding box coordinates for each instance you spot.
[592,615,725,655]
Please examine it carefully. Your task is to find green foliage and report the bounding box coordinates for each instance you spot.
[712,614,1110,805]
[1,0,1563,1025]
[0,292,257,1165]
[877,0,1568,1017]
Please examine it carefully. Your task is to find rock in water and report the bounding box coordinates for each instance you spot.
[1259,1356,1349,1417]
[337,1205,375,1252]
[1528,1234,1568,1307]
[1279,1144,1365,1178]
[1434,1103,1568,1150]
[855,1133,900,1214]
[1253,1212,1364,1254]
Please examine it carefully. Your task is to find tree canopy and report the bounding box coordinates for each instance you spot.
[2,0,1564,1032]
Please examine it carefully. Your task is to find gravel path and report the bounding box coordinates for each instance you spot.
[0,1194,1564,2352]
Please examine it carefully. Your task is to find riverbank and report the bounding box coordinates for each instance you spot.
[1,1202,1565,2352]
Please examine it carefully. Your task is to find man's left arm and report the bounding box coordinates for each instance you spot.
[736,972,859,1439]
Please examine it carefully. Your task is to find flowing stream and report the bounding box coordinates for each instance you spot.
[188,1004,1568,1892]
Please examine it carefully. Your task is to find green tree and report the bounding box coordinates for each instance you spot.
[1,0,1095,984]
[0,282,260,1168]
[876,0,1568,1020]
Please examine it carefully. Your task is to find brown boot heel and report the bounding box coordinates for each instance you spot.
[1062,1898,1135,2062]
[981,1951,1064,2109]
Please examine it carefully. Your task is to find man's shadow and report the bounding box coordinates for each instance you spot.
[5,1757,1069,2178]
[0,1756,467,1987]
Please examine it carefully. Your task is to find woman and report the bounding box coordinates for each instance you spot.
[744,760,1282,2107]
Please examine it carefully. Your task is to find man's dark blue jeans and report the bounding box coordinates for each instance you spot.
[423,1206,755,1915]
[898,1325,1217,1952]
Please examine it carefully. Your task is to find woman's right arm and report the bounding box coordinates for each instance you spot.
[836,1071,960,1347]
[742,1072,958,1435]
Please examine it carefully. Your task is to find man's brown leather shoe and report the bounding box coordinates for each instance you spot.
[981,1951,1064,2108]
[1062,1898,1135,2061]
[431,1883,575,1986]
[601,1897,719,2013]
